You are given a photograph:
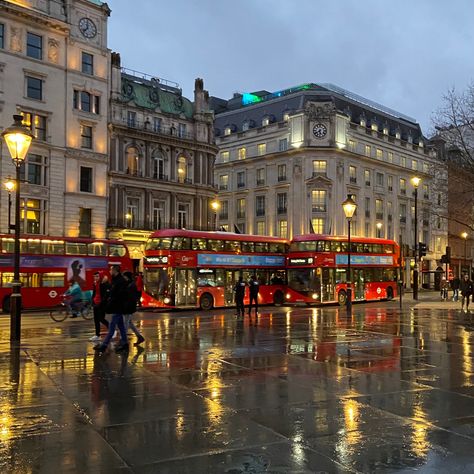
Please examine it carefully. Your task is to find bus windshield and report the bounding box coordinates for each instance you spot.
[146,238,173,251]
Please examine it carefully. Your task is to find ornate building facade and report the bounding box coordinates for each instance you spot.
[0,0,110,238]
[212,84,448,288]
[107,54,217,268]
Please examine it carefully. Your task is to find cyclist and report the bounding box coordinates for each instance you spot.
[64,280,83,317]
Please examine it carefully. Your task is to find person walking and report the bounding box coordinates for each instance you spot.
[248,275,260,315]
[94,265,129,353]
[451,276,461,302]
[135,272,144,306]
[460,274,473,313]
[123,271,145,345]
[234,276,246,318]
[440,277,449,301]
[90,272,111,342]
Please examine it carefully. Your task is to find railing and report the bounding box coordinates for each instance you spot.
[376,213,384,220]
[236,212,245,219]
[256,209,265,217]
[312,171,326,178]
[277,207,287,214]
[126,168,142,177]
[219,185,228,190]
[256,179,265,186]
[350,177,357,184]
[312,207,326,213]
[114,117,195,140]
[237,182,245,189]
[121,67,180,89]
[400,216,406,223]
[278,175,287,182]
[152,173,169,181]
[177,178,193,185]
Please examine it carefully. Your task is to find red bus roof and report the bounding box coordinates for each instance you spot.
[148,229,288,244]
[292,234,398,246]
[0,234,127,245]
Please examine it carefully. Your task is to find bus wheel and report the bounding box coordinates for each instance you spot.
[2,296,10,313]
[273,290,284,306]
[338,291,347,306]
[386,287,394,300]
[200,293,214,311]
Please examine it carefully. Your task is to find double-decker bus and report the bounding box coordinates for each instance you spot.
[286,235,400,305]
[142,229,288,310]
[0,235,132,312]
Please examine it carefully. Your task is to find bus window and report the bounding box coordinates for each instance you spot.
[1,272,29,287]
[145,238,172,251]
[88,243,107,256]
[28,240,42,254]
[224,240,241,252]
[317,241,331,252]
[373,244,383,254]
[270,270,286,284]
[1,238,14,254]
[192,239,207,250]
[42,272,65,287]
[42,240,65,255]
[66,242,88,255]
[331,241,342,252]
[30,273,40,287]
[172,237,191,250]
[208,239,224,252]
[109,244,127,257]
[269,243,285,253]
[290,241,315,252]
[197,269,216,287]
[20,239,28,253]
[255,242,269,253]
[241,241,254,252]
[384,244,394,254]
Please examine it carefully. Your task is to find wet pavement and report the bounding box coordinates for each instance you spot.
[1,297,474,473]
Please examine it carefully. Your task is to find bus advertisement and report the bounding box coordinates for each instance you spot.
[142,229,288,310]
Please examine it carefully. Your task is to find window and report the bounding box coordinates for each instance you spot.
[20,154,48,186]
[20,198,45,234]
[79,208,92,237]
[412,159,418,171]
[219,174,228,190]
[126,147,141,175]
[221,151,229,163]
[279,138,288,151]
[177,203,189,228]
[21,112,47,141]
[224,126,232,136]
[311,190,327,212]
[81,52,93,75]
[399,178,406,195]
[388,175,393,192]
[236,198,245,219]
[238,147,246,160]
[376,149,383,160]
[257,143,266,156]
[242,121,250,132]
[26,76,42,100]
[80,167,93,192]
[152,154,166,180]
[387,201,393,222]
[178,123,187,138]
[312,160,327,175]
[81,125,92,149]
[364,170,371,186]
[376,223,383,238]
[400,203,407,223]
[277,193,287,214]
[278,164,287,181]
[153,117,162,132]
[349,140,356,152]
[311,218,325,234]
[365,145,371,157]
[365,197,370,217]
[74,91,100,114]
[42,273,65,287]
[262,117,270,126]
[349,165,357,183]
[423,184,429,200]
[177,156,188,183]
[401,156,406,167]
[376,172,384,187]
[152,200,165,229]
[125,197,139,228]
[375,199,383,220]
[437,193,441,205]
[256,168,265,185]
[127,111,136,127]
[423,162,429,173]
[27,32,42,59]
[0,24,4,49]
[278,220,288,238]
[256,196,265,216]
[388,152,393,163]
[256,221,266,235]
[219,201,229,219]
[237,171,245,188]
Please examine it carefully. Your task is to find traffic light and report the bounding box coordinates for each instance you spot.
[418,242,427,258]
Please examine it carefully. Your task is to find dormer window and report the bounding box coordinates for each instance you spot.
[242,121,250,131]
[383,122,389,135]
[224,126,232,136]
[395,128,401,140]
[262,117,270,127]
[371,118,378,131]
[283,112,290,122]
[360,114,366,127]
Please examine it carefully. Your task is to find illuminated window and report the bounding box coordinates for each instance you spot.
[236,198,245,219]
[224,126,232,136]
[219,174,229,190]
[311,218,325,234]
[311,190,326,212]
[349,140,356,152]
[126,147,140,175]
[283,112,290,122]
[399,178,406,195]
[256,221,266,235]
[412,159,418,171]
[21,111,47,141]
[365,170,371,186]
[376,148,383,160]
[257,143,266,156]
[177,156,188,183]
[238,147,246,160]
[375,199,383,220]
[79,208,92,237]
[221,151,229,162]
[20,154,48,186]
[388,152,393,163]
[312,160,327,175]
[219,201,229,219]
[365,145,371,157]
[177,203,189,228]
[262,117,270,126]
[278,220,288,238]
[20,198,45,234]
[349,165,357,183]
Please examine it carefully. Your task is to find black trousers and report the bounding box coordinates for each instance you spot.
[248,294,258,313]
[93,305,109,336]
[236,297,245,316]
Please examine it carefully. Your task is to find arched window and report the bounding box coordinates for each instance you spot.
[152,151,166,180]
[177,156,188,183]
[126,147,141,176]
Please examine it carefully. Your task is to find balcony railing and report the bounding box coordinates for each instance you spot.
[312,171,327,177]
[376,213,383,220]
[312,206,326,213]
[126,168,142,177]
[177,178,193,185]
[256,179,265,186]
[350,177,357,184]
[400,216,406,223]
[278,175,287,182]
[236,212,245,219]
[114,117,195,140]
[219,184,228,191]
[256,209,265,217]
[277,207,287,214]
[152,173,169,181]
[237,182,245,189]
[107,218,215,231]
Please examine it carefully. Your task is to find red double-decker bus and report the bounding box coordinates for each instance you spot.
[142,229,288,310]
[0,235,132,312]
[286,235,400,305]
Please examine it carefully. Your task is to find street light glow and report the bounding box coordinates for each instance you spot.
[462,232,468,239]
[342,194,357,219]
[4,179,15,192]
[1,115,34,164]
[411,176,421,188]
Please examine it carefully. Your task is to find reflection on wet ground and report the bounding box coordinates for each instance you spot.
[1,304,474,472]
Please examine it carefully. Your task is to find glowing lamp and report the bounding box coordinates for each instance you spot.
[342,194,357,219]
[1,115,34,164]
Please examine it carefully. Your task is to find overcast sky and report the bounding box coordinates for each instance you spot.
[107,0,474,135]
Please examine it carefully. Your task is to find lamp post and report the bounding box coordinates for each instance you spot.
[4,178,15,234]
[1,115,34,343]
[462,232,468,277]
[342,194,357,314]
[411,177,420,300]
[210,199,220,230]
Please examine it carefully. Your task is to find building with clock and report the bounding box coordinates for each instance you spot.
[0,0,110,238]
[212,83,448,287]
[107,53,218,270]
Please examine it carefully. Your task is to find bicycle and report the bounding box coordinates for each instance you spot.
[49,294,93,322]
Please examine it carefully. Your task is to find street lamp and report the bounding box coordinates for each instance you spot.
[1,115,34,343]
[342,194,357,313]
[4,178,15,234]
[210,199,220,230]
[411,176,420,300]
[462,232,468,277]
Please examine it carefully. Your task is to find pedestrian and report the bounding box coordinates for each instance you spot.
[135,272,144,306]
[94,265,129,353]
[451,276,461,302]
[89,272,111,342]
[460,274,473,313]
[234,276,246,318]
[123,271,145,345]
[248,275,260,315]
[440,277,449,301]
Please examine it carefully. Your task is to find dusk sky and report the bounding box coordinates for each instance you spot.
[108,0,474,135]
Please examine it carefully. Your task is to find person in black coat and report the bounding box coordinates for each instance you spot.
[90,271,111,342]
[460,274,473,312]
[123,271,145,345]
[94,265,129,352]
[234,276,246,318]
[248,275,260,315]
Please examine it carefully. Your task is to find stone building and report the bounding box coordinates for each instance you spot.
[107,54,217,269]
[212,83,448,287]
[0,0,110,238]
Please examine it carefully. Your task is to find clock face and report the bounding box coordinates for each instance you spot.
[79,17,97,38]
[313,123,327,139]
